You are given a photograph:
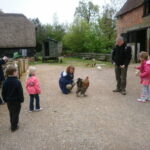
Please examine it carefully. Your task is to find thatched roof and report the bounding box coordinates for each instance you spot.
[0,13,36,48]
[116,0,144,17]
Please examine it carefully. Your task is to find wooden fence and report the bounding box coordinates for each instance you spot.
[74,53,112,62]
[5,58,29,78]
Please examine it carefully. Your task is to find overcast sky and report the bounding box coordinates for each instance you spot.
[0,0,112,24]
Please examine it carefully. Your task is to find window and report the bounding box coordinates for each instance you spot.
[144,0,150,16]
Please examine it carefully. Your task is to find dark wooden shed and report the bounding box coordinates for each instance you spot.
[42,38,62,62]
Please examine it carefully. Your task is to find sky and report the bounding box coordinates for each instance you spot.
[0,0,112,24]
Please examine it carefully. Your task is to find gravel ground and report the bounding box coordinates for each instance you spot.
[0,64,150,150]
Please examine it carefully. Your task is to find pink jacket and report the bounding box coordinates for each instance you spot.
[26,75,41,94]
[136,60,150,81]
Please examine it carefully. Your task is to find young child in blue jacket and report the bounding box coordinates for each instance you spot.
[59,65,75,94]
[2,65,24,132]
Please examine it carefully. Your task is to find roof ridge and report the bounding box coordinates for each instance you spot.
[116,0,144,17]
[0,13,25,17]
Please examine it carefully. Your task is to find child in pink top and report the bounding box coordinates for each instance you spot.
[136,51,150,102]
[26,66,42,112]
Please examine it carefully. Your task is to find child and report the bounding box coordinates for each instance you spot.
[136,51,150,102]
[26,66,42,112]
[59,65,75,94]
[2,65,24,132]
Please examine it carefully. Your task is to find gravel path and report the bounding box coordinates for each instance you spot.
[0,64,150,150]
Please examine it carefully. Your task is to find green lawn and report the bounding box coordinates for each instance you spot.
[29,57,112,67]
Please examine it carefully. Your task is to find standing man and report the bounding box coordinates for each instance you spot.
[0,56,8,104]
[112,36,132,95]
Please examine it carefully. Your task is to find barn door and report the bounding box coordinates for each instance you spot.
[44,41,49,56]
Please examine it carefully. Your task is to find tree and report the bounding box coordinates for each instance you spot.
[98,5,116,50]
[51,14,66,41]
[63,20,89,52]
[30,17,66,52]
[30,0,125,54]
[74,0,99,23]
[63,19,104,53]
[30,18,46,52]
[110,0,127,12]
[0,9,4,13]
[43,24,66,41]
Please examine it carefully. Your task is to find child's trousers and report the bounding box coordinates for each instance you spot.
[29,94,40,111]
[7,101,21,131]
[141,85,150,100]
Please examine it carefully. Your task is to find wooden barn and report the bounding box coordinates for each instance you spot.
[116,0,150,62]
[0,12,36,57]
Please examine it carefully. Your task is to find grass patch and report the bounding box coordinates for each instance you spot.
[29,60,42,65]
[61,57,112,67]
[29,57,112,67]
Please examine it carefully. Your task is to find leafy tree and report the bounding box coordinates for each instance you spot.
[0,9,4,13]
[110,0,127,11]
[63,20,102,53]
[64,1,117,54]
[63,20,89,52]
[30,18,46,52]
[98,5,116,50]
[50,14,66,41]
[30,17,66,52]
[74,0,99,23]
[30,0,126,54]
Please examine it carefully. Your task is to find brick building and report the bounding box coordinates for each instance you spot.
[116,0,150,61]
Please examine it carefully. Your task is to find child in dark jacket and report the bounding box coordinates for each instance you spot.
[59,65,75,94]
[2,65,24,132]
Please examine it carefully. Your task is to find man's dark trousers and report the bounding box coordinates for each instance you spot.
[0,81,4,104]
[115,65,128,91]
[7,101,21,131]
[0,98,3,104]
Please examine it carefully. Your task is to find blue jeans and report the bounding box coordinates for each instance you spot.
[140,85,150,100]
[29,94,40,111]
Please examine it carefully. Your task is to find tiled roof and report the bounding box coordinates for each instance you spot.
[116,0,144,17]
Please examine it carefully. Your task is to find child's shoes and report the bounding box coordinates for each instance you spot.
[35,108,43,112]
[137,98,146,103]
[29,110,34,112]
[29,108,43,112]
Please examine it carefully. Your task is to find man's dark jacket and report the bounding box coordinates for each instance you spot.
[112,43,132,66]
[2,77,24,103]
[0,59,6,81]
